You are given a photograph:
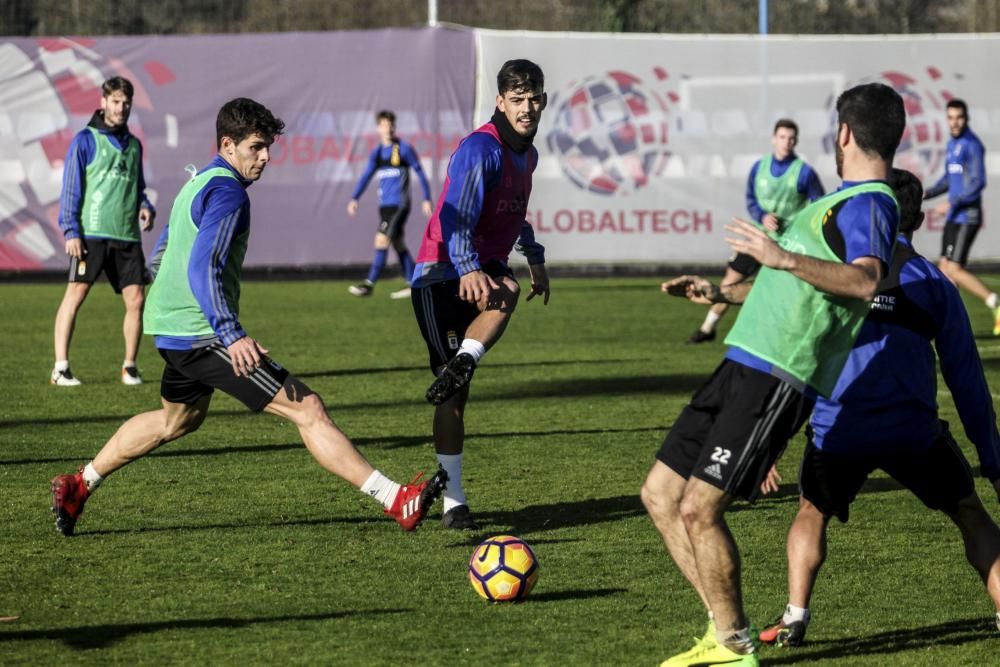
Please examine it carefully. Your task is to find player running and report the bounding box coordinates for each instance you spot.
[758,168,1000,647]
[644,82,905,667]
[51,76,156,386]
[347,110,434,300]
[923,99,999,334]
[686,119,824,344]
[50,98,446,537]
[410,59,550,530]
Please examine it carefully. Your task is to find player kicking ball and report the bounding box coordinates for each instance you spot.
[50,98,446,537]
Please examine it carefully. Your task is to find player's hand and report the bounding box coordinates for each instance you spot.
[227,337,269,377]
[760,464,782,495]
[421,200,433,217]
[935,200,950,217]
[65,238,85,259]
[726,217,791,270]
[526,263,550,305]
[139,207,155,232]
[459,270,499,305]
[347,200,359,216]
[762,213,781,232]
[661,275,719,305]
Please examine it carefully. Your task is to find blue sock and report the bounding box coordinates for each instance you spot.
[398,249,415,284]
[366,249,388,283]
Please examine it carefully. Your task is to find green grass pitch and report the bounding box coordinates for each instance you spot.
[3,276,1000,664]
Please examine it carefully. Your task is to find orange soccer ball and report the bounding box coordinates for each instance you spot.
[468,535,539,602]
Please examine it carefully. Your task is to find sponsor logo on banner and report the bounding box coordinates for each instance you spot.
[822,67,951,184]
[545,68,677,196]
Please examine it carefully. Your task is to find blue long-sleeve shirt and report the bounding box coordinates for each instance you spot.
[745,154,825,222]
[811,236,1000,480]
[154,156,251,351]
[924,127,986,224]
[58,113,154,240]
[350,139,432,208]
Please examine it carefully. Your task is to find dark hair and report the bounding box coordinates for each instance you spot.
[216,98,285,149]
[947,98,968,117]
[835,83,905,162]
[887,168,924,235]
[376,110,396,124]
[497,59,544,95]
[102,76,134,99]
[773,118,798,135]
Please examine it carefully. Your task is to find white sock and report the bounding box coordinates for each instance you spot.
[987,293,998,310]
[783,604,810,625]
[436,453,467,512]
[360,470,400,509]
[716,626,754,654]
[458,339,486,365]
[700,310,721,334]
[82,462,104,492]
[54,360,69,372]
[122,360,136,369]
[995,611,1000,631]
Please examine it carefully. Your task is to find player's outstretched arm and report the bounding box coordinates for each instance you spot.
[526,263,549,305]
[725,218,881,301]
[661,275,749,305]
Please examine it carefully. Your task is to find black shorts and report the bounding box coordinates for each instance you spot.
[657,359,813,500]
[800,421,975,523]
[728,252,761,277]
[159,343,291,413]
[377,206,410,240]
[411,260,515,372]
[940,217,981,266]
[68,238,147,293]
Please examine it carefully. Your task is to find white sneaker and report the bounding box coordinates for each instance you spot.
[121,366,143,385]
[389,287,412,300]
[51,367,82,386]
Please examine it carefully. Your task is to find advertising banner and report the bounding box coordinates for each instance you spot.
[0,28,476,271]
[476,31,1000,265]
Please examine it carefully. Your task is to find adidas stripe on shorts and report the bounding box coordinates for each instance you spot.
[656,359,813,500]
[158,342,290,413]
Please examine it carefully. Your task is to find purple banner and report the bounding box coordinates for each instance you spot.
[0,28,476,271]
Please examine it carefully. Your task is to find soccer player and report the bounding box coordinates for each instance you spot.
[686,119,824,344]
[757,168,1000,646]
[923,99,998,334]
[49,98,446,537]
[51,76,156,386]
[410,59,550,530]
[642,82,905,667]
[347,110,433,300]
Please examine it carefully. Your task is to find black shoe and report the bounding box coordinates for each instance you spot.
[442,504,480,530]
[426,353,476,405]
[348,281,374,297]
[686,329,716,344]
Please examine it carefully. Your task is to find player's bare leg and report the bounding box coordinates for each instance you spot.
[93,396,211,475]
[121,284,145,365]
[689,266,746,344]
[786,497,830,609]
[264,376,376,486]
[52,282,91,384]
[939,258,994,302]
[944,492,1000,612]
[641,461,711,609]
[678,479,753,650]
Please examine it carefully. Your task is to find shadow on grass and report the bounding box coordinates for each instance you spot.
[81,515,373,537]
[736,476,909,511]
[528,588,628,603]
[762,617,993,664]
[0,608,409,650]
[477,494,646,533]
[296,357,635,380]
[3,425,666,465]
